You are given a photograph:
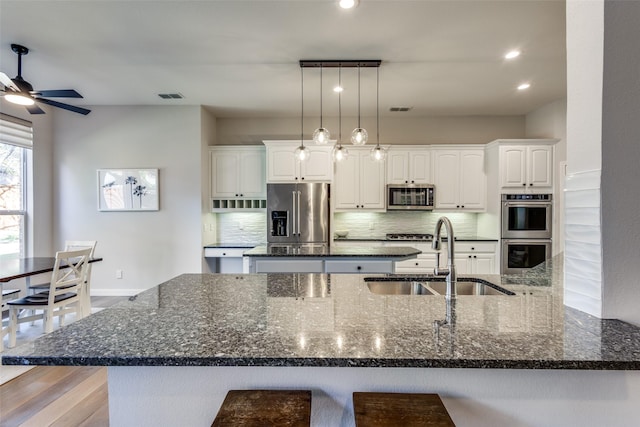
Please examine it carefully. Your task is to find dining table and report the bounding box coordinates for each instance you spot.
[0,256,103,313]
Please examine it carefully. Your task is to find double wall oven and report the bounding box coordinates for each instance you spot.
[501,194,552,274]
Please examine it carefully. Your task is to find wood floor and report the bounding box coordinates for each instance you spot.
[0,366,108,427]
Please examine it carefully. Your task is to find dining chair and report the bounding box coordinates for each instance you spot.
[28,240,97,318]
[6,247,92,348]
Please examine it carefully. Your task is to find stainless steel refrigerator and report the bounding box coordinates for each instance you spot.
[267,183,330,244]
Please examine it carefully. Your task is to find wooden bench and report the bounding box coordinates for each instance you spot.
[353,392,456,426]
[212,389,311,427]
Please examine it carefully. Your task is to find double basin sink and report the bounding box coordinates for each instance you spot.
[365,277,515,296]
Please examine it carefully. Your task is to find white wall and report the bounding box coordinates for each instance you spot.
[600,1,640,324]
[216,115,525,145]
[53,106,203,294]
[564,0,604,318]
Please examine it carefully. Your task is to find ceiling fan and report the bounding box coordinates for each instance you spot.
[0,44,90,115]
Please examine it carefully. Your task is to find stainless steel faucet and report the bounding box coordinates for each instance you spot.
[432,216,456,299]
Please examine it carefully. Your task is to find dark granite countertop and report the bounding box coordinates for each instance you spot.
[334,236,499,242]
[204,243,262,249]
[4,255,640,369]
[243,245,422,258]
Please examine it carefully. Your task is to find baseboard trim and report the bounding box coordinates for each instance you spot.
[91,289,144,297]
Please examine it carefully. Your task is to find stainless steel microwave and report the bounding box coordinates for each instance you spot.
[387,184,435,211]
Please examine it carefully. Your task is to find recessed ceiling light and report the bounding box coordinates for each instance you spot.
[339,0,358,9]
[333,86,343,93]
[517,83,531,90]
[505,50,521,60]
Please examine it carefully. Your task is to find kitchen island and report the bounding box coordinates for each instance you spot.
[3,257,640,426]
[244,244,421,273]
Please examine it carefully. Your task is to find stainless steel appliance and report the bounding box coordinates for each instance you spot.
[387,184,435,211]
[502,239,552,275]
[501,194,552,239]
[267,183,330,244]
[501,194,552,274]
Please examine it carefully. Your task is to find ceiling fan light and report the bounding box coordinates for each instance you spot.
[351,127,368,145]
[313,127,330,145]
[5,93,35,106]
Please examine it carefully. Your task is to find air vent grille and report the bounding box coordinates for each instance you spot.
[158,93,184,99]
[389,106,412,112]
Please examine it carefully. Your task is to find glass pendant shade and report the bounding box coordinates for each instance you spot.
[312,127,330,145]
[295,144,310,162]
[370,145,387,161]
[332,144,349,162]
[351,127,368,145]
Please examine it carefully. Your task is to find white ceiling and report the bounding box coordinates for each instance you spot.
[0,0,566,118]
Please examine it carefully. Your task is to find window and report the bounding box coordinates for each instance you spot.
[0,115,32,260]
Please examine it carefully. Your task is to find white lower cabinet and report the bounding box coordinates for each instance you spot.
[384,242,440,274]
[453,242,497,274]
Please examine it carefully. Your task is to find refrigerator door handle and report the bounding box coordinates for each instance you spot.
[297,190,301,237]
[292,190,297,235]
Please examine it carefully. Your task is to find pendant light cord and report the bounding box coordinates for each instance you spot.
[357,64,361,128]
[338,65,342,146]
[376,66,380,147]
[319,65,323,128]
[301,66,304,147]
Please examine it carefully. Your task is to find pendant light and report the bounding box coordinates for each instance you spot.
[332,65,349,162]
[295,66,310,161]
[370,67,387,161]
[351,63,368,145]
[312,65,330,145]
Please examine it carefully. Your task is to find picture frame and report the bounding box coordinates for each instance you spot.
[97,168,159,211]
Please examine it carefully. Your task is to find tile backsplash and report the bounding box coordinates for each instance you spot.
[211,211,480,244]
[333,211,479,239]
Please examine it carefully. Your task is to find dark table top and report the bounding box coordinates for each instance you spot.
[0,257,103,283]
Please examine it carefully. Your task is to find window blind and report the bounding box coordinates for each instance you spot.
[0,113,33,149]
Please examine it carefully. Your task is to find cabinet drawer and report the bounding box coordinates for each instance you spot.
[204,248,248,258]
[325,260,395,274]
[454,242,496,253]
[395,258,435,270]
[254,259,324,273]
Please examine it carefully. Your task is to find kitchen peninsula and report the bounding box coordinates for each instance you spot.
[243,244,421,273]
[3,256,640,427]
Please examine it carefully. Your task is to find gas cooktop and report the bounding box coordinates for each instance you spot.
[386,233,434,241]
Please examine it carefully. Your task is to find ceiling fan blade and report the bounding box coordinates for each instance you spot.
[26,104,46,114]
[0,72,20,91]
[33,89,83,98]
[36,97,91,115]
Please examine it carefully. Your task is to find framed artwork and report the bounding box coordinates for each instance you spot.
[98,168,159,211]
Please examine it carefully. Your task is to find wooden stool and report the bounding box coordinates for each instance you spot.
[353,392,455,427]
[212,389,311,427]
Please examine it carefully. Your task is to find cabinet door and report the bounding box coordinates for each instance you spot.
[334,154,360,209]
[238,150,266,198]
[458,150,486,210]
[453,254,472,274]
[210,151,239,198]
[409,150,431,184]
[267,145,298,182]
[472,254,495,274]
[300,146,333,181]
[433,151,460,209]
[500,146,527,188]
[527,146,553,187]
[359,153,386,209]
[387,151,410,184]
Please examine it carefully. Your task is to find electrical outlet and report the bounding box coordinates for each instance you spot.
[369,222,375,230]
[237,221,244,231]
[116,269,123,279]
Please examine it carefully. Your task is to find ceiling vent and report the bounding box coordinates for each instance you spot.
[389,106,412,112]
[158,93,184,99]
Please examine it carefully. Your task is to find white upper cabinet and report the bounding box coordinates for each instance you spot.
[334,147,386,211]
[210,146,265,199]
[432,147,486,211]
[387,147,431,184]
[263,141,333,183]
[499,144,553,190]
